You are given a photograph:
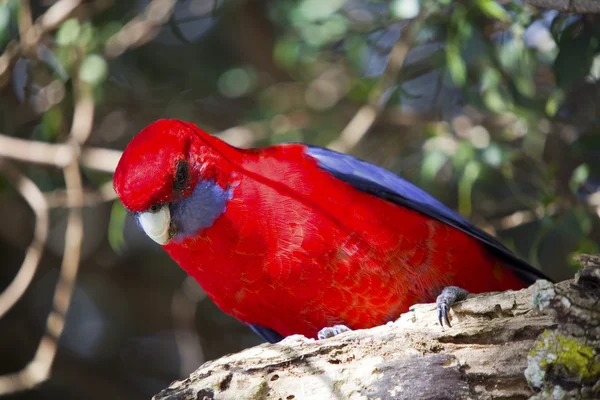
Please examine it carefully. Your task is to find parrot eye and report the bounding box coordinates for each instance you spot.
[174,160,188,191]
[149,204,160,213]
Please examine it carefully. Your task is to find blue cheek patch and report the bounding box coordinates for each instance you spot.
[170,180,232,240]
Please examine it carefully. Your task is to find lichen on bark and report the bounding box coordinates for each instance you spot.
[525,255,600,399]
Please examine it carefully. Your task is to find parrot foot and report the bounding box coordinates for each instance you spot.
[317,324,351,340]
[436,286,469,327]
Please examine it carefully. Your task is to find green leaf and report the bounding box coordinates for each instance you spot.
[482,144,503,167]
[347,78,379,102]
[78,22,98,51]
[296,0,345,22]
[40,107,63,141]
[322,14,348,39]
[56,18,81,46]
[545,89,564,117]
[274,36,301,68]
[0,4,11,45]
[453,141,475,170]
[458,160,481,216]
[79,54,108,86]
[218,67,257,98]
[108,201,127,253]
[483,89,508,113]
[447,46,466,86]
[474,0,509,21]
[390,0,421,19]
[421,151,449,180]
[344,35,367,71]
[514,76,535,97]
[481,66,501,89]
[446,5,470,86]
[569,164,589,193]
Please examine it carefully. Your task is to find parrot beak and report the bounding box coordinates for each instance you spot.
[138,205,172,245]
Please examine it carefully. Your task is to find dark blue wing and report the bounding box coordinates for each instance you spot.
[305,146,551,284]
[248,324,284,343]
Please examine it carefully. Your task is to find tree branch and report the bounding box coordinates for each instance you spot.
[154,257,600,400]
[526,0,600,13]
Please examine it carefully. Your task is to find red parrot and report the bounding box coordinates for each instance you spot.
[113,119,548,342]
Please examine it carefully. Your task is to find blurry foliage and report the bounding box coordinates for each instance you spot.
[1,0,600,398]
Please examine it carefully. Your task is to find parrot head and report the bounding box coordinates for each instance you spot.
[113,119,236,245]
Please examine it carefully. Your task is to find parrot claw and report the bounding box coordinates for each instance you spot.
[436,286,469,327]
[317,324,352,340]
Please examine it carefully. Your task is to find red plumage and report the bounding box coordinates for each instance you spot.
[114,120,526,339]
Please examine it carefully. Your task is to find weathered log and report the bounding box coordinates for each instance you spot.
[154,256,600,400]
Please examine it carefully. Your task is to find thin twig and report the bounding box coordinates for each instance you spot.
[105,0,178,58]
[1,0,82,87]
[0,134,122,172]
[327,12,428,153]
[39,0,83,31]
[80,147,124,173]
[45,181,117,208]
[0,160,49,318]
[0,65,92,400]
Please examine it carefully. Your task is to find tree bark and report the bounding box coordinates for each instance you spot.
[154,256,600,400]
[526,0,600,13]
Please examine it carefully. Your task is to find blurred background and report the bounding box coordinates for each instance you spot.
[1,0,599,398]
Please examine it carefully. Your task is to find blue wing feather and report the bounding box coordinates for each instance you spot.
[248,324,284,343]
[305,145,551,284]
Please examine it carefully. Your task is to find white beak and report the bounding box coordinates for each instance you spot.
[138,205,171,245]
